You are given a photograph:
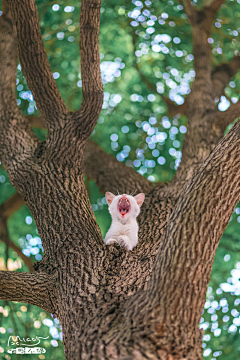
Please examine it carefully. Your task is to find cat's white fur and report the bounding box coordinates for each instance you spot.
[104,192,145,251]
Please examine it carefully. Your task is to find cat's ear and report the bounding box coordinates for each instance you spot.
[105,192,115,205]
[134,193,145,207]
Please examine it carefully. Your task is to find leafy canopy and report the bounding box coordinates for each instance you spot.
[0,0,240,359]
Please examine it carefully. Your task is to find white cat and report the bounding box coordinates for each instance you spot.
[104,192,145,251]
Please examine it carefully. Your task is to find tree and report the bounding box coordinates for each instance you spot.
[0,0,240,358]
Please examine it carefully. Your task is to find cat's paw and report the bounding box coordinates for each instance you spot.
[117,235,132,250]
[105,238,118,246]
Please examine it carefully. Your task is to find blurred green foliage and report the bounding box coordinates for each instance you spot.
[0,0,240,359]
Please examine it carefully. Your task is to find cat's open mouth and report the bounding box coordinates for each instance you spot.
[117,197,131,217]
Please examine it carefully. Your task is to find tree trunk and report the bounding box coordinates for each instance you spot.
[0,0,240,359]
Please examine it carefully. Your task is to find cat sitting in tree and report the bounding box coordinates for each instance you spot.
[104,192,145,251]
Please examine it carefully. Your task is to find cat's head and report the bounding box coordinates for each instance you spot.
[105,192,145,223]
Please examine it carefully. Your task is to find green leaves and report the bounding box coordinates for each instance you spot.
[0,0,239,358]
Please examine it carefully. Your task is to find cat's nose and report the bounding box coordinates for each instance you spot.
[122,194,127,198]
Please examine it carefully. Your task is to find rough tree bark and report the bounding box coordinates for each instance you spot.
[0,0,240,359]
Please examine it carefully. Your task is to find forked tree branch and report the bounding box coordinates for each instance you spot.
[14,0,103,142]
[72,0,103,142]
[27,116,152,194]
[8,0,69,131]
[0,271,54,313]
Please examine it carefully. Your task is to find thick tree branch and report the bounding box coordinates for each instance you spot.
[0,271,54,313]
[8,0,69,131]
[72,0,103,142]
[45,113,240,358]
[102,119,240,358]
[0,11,17,105]
[0,9,101,258]
[0,13,39,182]
[0,9,37,273]
[146,118,240,346]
